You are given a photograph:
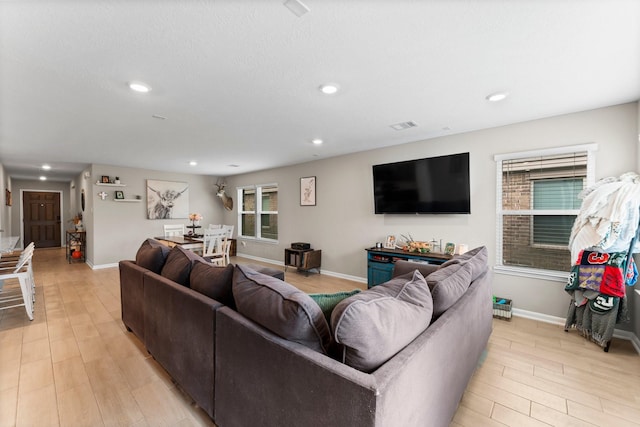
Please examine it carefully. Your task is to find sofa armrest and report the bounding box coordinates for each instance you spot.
[119,260,147,341]
[392,259,440,278]
[215,307,378,427]
[143,271,223,419]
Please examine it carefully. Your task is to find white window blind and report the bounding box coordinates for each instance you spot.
[495,144,596,276]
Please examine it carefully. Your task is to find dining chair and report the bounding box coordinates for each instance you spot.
[0,242,35,297]
[0,248,35,320]
[202,228,228,266]
[221,225,234,239]
[163,224,185,237]
[208,224,222,230]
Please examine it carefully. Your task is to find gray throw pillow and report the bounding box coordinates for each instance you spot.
[160,245,201,287]
[190,260,235,307]
[439,246,487,282]
[135,238,170,274]
[232,265,332,354]
[426,262,473,317]
[331,270,433,373]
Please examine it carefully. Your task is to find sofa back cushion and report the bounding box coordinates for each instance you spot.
[331,270,433,373]
[439,246,488,282]
[160,245,202,287]
[426,262,473,317]
[232,265,332,354]
[190,260,235,307]
[135,238,170,274]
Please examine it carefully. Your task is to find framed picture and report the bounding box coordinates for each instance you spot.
[384,235,396,249]
[114,190,125,200]
[300,176,316,206]
[5,189,11,206]
[101,175,110,184]
[147,179,189,219]
[444,242,456,256]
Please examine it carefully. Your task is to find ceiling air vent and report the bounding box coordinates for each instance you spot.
[390,121,417,131]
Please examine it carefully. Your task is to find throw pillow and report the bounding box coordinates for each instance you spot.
[331,270,433,373]
[190,260,235,308]
[160,245,201,287]
[232,265,332,354]
[426,262,473,317]
[135,238,170,274]
[309,289,361,324]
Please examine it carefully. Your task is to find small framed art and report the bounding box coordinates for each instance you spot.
[101,175,111,184]
[300,176,316,206]
[384,235,396,249]
[444,242,456,255]
[114,190,125,200]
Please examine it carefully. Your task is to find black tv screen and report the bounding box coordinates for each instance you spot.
[373,152,470,214]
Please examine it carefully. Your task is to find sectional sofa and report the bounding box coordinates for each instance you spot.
[119,239,492,427]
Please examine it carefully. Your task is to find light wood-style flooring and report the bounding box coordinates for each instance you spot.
[0,248,639,426]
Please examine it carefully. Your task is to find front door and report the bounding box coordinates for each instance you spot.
[23,191,61,248]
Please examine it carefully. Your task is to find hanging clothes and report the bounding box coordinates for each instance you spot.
[569,172,640,262]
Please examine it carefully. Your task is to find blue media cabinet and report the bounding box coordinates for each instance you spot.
[365,247,452,287]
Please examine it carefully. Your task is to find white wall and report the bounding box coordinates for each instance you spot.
[87,164,224,266]
[0,163,10,235]
[222,102,639,319]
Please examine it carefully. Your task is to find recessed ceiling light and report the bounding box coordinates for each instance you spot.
[284,0,309,17]
[486,92,508,102]
[42,164,51,170]
[319,83,339,95]
[189,161,197,166]
[129,81,152,93]
[39,176,47,181]
[312,139,323,145]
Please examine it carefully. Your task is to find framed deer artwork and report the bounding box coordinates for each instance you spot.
[147,179,189,219]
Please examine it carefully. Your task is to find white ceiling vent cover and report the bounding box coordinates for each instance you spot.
[390,121,418,131]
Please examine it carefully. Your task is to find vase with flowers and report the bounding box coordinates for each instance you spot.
[187,213,203,236]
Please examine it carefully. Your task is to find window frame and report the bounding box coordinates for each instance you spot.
[237,183,279,243]
[494,143,597,281]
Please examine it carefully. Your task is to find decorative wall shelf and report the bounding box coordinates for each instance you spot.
[114,199,141,203]
[96,182,126,187]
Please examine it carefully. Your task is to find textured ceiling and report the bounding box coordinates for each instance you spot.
[1,0,639,181]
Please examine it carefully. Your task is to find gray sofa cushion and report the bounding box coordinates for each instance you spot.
[135,238,170,274]
[439,245,488,282]
[160,245,201,287]
[426,262,473,317]
[190,260,235,307]
[331,270,433,373]
[232,265,332,354]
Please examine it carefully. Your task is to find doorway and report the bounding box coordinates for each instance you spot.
[23,191,61,248]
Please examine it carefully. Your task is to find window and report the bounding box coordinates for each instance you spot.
[238,184,278,241]
[494,144,596,278]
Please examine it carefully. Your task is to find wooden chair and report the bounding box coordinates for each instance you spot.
[202,228,228,266]
[163,224,185,237]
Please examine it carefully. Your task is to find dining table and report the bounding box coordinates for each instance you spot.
[154,235,203,252]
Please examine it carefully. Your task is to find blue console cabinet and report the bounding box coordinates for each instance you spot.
[366,247,452,287]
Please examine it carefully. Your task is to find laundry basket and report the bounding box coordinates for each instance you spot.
[492,296,512,320]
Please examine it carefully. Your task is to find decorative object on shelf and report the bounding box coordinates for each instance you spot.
[81,189,85,211]
[114,176,121,184]
[115,190,125,200]
[215,180,234,211]
[300,176,316,206]
[69,213,83,231]
[384,235,396,249]
[400,234,432,253]
[147,179,189,219]
[444,242,456,256]
[98,191,108,200]
[5,189,11,206]
[101,175,110,184]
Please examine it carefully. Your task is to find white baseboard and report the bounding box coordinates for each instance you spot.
[91,262,118,270]
[512,308,640,355]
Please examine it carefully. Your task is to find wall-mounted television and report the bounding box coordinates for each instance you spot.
[372,152,470,214]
